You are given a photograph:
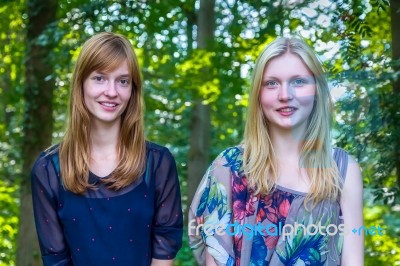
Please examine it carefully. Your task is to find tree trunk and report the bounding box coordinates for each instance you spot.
[17,0,58,265]
[187,0,215,206]
[390,0,400,187]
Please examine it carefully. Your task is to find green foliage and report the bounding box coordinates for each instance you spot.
[0,0,25,183]
[0,181,18,266]
[0,0,399,265]
[370,0,390,14]
[364,202,400,265]
[0,0,25,263]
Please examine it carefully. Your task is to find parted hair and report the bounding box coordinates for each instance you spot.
[243,36,341,206]
[59,32,146,194]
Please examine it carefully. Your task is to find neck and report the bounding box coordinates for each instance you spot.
[90,120,120,155]
[269,125,307,160]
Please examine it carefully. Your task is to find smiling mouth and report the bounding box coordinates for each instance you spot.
[100,102,118,107]
[277,107,297,112]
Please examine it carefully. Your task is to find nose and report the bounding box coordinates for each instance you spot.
[278,82,294,101]
[104,82,117,97]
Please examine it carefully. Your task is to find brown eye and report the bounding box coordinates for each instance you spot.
[92,76,105,82]
[119,79,130,86]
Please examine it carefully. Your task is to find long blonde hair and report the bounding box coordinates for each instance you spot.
[59,32,146,194]
[243,37,341,206]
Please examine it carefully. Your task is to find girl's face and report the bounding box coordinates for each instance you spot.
[83,60,132,127]
[259,52,316,134]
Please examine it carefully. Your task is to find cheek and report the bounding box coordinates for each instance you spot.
[296,84,316,98]
[121,89,132,102]
[259,90,275,109]
[297,86,316,108]
[82,80,93,103]
[299,95,315,106]
[82,86,90,107]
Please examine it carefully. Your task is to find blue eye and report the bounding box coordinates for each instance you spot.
[292,78,306,86]
[264,80,278,88]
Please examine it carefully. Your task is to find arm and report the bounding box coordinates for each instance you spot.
[151,258,174,266]
[31,153,72,265]
[188,148,236,266]
[340,155,364,266]
[206,248,218,266]
[151,148,183,262]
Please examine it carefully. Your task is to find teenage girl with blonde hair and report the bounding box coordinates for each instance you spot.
[189,36,363,266]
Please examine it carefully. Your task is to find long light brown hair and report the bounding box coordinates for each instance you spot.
[243,37,341,206]
[59,32,146,194]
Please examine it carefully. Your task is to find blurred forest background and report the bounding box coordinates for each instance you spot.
[0,0,399,265]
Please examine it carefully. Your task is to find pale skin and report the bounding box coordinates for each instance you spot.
[205,53,363,265]
[266,54,363,265]
[261,53,364,265]
[340,156,364,266]
[84,62,174,266]
[206,249,218,266]
[259,52,318,193]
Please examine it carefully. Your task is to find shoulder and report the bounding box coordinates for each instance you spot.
[145,142,179,188]
[146,141,171,155]
[333,147,362,191]
[338,151,363,222]
[332,147,360,173]
[206,145,244,173]
[332,147,350,179]
[146,140,168,152]
[31,144,60,173]
[220,145,243,157]
[31,144,61,193]
[216,145,244,163]
[344,153,362,188]
[332,147,349,161]
[145,141,176,167]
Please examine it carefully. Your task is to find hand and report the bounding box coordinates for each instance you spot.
[151,259,174,266]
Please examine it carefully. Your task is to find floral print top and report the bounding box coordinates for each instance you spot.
[189,146,348,266]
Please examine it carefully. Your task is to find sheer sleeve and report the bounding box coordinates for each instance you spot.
[31,152,72,266]
[151,147,183,259]
[188,148,236,266]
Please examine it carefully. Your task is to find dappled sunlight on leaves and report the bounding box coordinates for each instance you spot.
[0,181,18,266]
[364,204,400,265]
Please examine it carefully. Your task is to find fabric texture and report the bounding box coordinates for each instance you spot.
[31,141,183,266]
[189,146,348,266]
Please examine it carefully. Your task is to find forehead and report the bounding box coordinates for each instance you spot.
[263,53,313,78]
[93,59,130,75]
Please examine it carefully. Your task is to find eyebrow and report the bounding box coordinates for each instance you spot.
[262,75,314,81]
[93,71,131,78]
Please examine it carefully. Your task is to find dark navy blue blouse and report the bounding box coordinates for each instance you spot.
[31,142,183,266]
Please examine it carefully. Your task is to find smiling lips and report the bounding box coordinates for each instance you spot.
[276,106,297,116]
[99,101,119,110]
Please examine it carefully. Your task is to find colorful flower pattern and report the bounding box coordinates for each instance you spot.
[189,146,346,266]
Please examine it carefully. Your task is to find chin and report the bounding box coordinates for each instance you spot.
[93,117,120,124]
